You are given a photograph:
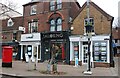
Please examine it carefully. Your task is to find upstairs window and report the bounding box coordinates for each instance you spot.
[50,0,62,11]
[84,18,94,34]
[50,0,55,11]
[31,5,37,15]
[57,0,62,10]
[50,19,56,31]
[57,18,62,31]
[28,20,38,33]
[7,18,14,27]
[50,18,62,31]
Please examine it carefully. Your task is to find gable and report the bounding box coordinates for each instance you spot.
[71,1,114,35]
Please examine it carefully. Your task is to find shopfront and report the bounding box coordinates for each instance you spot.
[69,36,81,65]
[20,33,41,62]
[70,35,112,67]
[41,31,70,64]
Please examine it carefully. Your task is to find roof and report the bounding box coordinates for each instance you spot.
[23,1,39,6]
[2,16,23,31]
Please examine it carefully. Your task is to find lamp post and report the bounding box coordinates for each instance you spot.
[84,0,92,75]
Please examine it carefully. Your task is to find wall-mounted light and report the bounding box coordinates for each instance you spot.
[71,26,74,31]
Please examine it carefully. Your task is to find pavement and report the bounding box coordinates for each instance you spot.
[0,58,119,77]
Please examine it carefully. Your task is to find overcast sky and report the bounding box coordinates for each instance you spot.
[1,0,120,26]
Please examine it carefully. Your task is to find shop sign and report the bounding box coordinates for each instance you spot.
[21,33,41,41]
[42,31,68,39]
[43,33,63,39]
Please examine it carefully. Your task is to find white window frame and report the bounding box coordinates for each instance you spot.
[57,0,62,10]
[57,18,62,31]
[50,0,55,11]
[28,21,38,33]
[31,5,37,15]
[84,18,95,35]
[50,18,62,31]
[7,18,14,27]
[50,19,55,31]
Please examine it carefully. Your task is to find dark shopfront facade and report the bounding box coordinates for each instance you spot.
[41,31,70,64]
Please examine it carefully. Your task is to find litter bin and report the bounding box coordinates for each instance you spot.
[2,46,13,67]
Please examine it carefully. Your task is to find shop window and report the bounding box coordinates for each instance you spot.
[57,0,62,10]
[33,46,37,57]
[84,18,94,34]
[27,45,32,56]
[12,46,18,59]
[50,0,55,11]
[28,20,38,33]
[31,5,37,15]
[72,42,79,61]
[51,43,65,60]
[93,41,107,62]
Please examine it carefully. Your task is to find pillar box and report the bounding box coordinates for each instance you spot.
[2,46,13,67]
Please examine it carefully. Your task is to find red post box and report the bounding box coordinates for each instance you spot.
[2,46,13,67]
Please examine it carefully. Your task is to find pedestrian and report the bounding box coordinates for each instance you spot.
[49,44,58,73]
[50,44,56,64]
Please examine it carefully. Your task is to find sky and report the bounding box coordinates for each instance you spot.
[1,0,120,26]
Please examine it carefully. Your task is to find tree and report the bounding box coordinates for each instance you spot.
[113,17,120,28]
[0,0,21,19]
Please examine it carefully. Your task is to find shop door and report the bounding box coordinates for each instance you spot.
[44,45,51,60]
[82,45,88,64]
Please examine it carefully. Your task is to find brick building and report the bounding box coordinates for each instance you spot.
[2,16,24,60]
[0,3,22,59]
[69,1,114,67]
[112,27,120,57]
[20,0,80,64]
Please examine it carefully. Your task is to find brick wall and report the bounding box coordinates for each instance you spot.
[112,27,120,39]
[23,1,80,33]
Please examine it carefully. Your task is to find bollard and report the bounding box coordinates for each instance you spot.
[47,63,51,73]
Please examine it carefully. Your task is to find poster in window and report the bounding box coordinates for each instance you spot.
[94,56,99,61]
[94,47,99,51]
[28,47,32,51]
[101,47,106,51]
[94,52,99,55]
[101,42,107,46]
[101,52,106,55]
[94,42,99,46]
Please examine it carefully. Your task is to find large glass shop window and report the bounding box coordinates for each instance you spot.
[93,41,107,62]
[73,42,79,60]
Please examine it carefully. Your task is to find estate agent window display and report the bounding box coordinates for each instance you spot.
[93,41,107,62]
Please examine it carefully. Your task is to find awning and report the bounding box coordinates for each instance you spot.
[1,42,19,46]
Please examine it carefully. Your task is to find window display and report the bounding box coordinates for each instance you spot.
[72,42,79,61]
[93,41,107,62]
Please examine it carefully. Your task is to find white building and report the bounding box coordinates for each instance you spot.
[69,35,111,67]
[20,33,41,62]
